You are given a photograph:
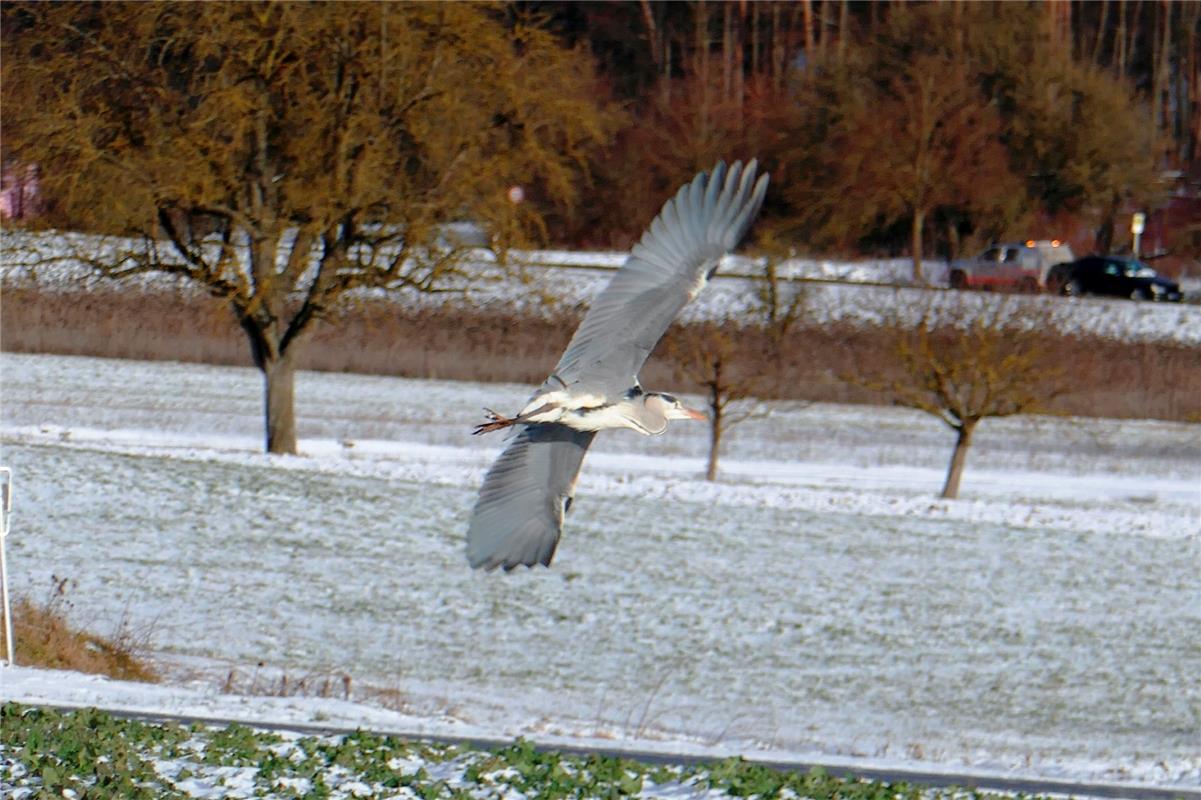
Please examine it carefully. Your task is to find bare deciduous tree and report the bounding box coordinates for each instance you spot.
[662,254,807,481]
[663,320,763,482]
[849,295,1066,499]
[1,2,617,453]
[829,53,1020,283]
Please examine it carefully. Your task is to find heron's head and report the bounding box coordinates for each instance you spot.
[644,392,706,423]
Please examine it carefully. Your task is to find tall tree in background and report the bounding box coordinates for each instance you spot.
[1070,0,1201,170]
[2,2,617,453]
[825,54,1020,282]
[528,0,1193,249]
[779,2,1161,261]
[971,7,1162,250]
[543,1,806,246]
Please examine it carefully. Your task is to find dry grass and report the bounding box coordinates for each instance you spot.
[2,576,158,682]
[2,285,1199,421]
[219,663,352,700]
[209,661,426,713]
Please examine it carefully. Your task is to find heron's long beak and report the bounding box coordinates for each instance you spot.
[680,406,707,421]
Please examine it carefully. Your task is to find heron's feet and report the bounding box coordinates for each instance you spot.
[473,408,517,435]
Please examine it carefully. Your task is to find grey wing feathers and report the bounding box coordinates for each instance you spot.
[466,424,597,571]
[549,160,769,394]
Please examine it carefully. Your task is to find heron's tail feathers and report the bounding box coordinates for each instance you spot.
[472,408,517,436]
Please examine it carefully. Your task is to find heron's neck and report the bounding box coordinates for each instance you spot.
[627,399,668,435]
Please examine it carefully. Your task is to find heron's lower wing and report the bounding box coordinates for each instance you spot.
[551,160,769,395]
[466,424,597,571]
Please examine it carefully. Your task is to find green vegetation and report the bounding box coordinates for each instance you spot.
[1,704,1045,800]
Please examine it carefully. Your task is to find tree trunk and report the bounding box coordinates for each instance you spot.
[1126,0,1141,80]
[838,0,848,63]
[1117,0,1127,76]
[236,309,299,456]
[801,0,814,62]
[733,0,745,118]
[706,352,725,482]
[706,392,723,482]
[911,207,925,284]
[946,218,961,261]
[263,353,298,455]
[940,419,976,499]
[751,1,760,76]
[1188,2,1201,165]
[816,0,828,65]
[1154,0,1172,135]
[723,3,733,101]
[639,0,659,68]
[951,0,965,57]
[1096,194,1120,253]
[1091,0,1109,66]
[771,3,784,91]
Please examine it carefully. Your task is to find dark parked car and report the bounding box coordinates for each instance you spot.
[1047,255,1183,302]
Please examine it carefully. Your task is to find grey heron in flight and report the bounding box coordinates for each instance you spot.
[467,160,769,571]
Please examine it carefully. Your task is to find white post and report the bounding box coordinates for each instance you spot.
[1131,212,1146,259]
[0,467,13,667]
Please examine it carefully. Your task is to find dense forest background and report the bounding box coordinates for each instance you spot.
[4,1,1200,268]
[532,0,1200,266]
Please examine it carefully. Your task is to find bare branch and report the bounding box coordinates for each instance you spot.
[844,293,1062,497]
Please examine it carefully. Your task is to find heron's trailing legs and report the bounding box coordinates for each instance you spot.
[473,403,558,435]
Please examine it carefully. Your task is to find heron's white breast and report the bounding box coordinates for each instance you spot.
[520,390,608,419]
[563,402,648,433]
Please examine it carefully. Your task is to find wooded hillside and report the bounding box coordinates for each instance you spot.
[537,0,1199,265]
[4,1,1199,264]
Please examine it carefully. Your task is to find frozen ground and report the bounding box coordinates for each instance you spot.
[0,353,1199,790]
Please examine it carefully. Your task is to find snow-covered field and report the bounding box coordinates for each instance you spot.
[5,229,1201,346]
[1,352,1198,791]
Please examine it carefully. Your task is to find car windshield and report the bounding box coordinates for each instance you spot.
[1116,259,1157,278]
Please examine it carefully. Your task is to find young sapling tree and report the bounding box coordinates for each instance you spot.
[849,294,1065,499]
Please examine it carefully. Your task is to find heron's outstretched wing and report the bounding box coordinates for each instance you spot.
[548,160,769,396]
[466,424,597,571]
